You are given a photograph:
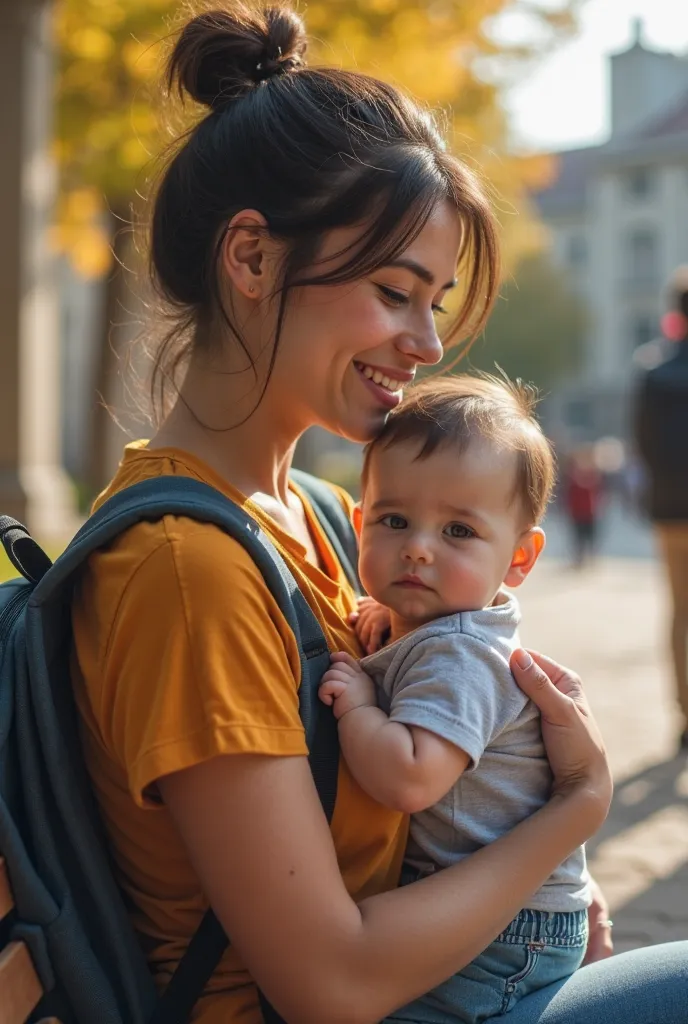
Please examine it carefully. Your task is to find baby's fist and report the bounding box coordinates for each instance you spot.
[319,651,376,720]
[349,597,390,654]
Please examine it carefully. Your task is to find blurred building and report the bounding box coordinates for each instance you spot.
[535,20,688,443]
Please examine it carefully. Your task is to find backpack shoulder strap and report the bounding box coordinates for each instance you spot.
[290,469,362,595]
[29,476,339,1024]
[33,475,337,808]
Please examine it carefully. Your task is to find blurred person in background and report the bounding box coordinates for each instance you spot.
[634,267,688,751]
[562,446,604,568]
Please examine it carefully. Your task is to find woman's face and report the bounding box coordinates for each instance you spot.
[267,200,464,443]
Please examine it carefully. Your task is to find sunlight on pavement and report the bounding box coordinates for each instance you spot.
[588,804,688,913]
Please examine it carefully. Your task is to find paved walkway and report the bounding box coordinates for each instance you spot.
[518,555,688,953]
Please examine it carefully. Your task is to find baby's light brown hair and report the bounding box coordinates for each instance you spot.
[362,373,556,527]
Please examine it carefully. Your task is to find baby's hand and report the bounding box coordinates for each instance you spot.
[319,651,377,720]
[349,596,391,654]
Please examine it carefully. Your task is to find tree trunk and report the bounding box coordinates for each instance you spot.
[86,205,131,500]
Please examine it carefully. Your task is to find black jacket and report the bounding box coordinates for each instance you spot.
[634,339,688,521]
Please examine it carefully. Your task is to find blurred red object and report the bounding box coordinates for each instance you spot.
[661,311,688,341]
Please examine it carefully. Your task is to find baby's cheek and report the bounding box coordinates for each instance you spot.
[442,557,487,606]
[358,537,393,602]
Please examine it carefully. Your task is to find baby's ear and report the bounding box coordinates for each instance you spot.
[504,528,545,588]
[353,503,363,538]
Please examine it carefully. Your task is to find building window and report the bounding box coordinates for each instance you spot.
[626,167,653,199]
[630,313,655,349]
[627,228,657,283]
[567,234,587,268]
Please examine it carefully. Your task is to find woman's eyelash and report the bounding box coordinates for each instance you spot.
[378,285,408,305]
[377,284,448,316]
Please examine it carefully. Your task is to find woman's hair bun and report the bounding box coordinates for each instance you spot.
[167,5,308,110]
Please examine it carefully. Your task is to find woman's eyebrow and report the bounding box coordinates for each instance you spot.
[383,257,457,291]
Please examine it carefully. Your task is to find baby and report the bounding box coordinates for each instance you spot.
[320,374,591,1024]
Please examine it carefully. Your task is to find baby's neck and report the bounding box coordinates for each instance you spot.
[389,612,423,644]
[389,590,506,644]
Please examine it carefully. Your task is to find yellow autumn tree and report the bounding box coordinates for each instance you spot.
[54,0,584,491]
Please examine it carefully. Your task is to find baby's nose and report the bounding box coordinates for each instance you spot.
[402,535,433,563]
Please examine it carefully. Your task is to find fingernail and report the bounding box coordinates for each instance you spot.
[514,650,533,670]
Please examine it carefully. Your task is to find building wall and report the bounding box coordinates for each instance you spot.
[611,43,688,139]
[544,158,688,442]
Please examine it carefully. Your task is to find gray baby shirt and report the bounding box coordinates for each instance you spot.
[360,590,590,912]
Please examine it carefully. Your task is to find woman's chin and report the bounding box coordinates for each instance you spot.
[335,408,390,445]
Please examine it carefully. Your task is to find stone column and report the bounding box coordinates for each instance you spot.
[0,0,76,538]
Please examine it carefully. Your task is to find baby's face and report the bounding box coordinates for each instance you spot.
[359,439,537,631]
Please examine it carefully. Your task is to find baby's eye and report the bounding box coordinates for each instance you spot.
[444,522,475,540]
[380,514,407,530]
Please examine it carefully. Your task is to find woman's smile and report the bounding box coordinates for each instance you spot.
[354,360,415,409]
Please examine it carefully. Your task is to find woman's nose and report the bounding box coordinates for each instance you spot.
[396,321,444,367]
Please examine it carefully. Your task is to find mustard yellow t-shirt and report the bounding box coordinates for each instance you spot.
[70,442,407,1024]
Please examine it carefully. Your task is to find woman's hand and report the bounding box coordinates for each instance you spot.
[349,596,390,654]
[510,649,613,828]
[583,875,614,965]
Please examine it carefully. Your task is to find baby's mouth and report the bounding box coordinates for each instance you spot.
[394,573,432,590]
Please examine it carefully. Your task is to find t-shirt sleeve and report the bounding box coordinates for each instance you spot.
[100,519,308,807]
[386,634,528,771]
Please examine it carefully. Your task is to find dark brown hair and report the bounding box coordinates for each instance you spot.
[362,374,556,527]
[147,3,501,422]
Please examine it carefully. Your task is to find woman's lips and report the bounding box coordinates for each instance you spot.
[354,361,413,410]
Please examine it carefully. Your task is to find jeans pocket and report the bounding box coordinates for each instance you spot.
[503,944,539,988]
[476,941,540,1016]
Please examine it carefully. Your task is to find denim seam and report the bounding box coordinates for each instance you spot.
[500,946,539,1014]
[495,933,588,948]
[495,908,589,946]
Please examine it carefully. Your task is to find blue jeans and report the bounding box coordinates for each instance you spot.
[385,941,688,1024]
[387,901,587,1024]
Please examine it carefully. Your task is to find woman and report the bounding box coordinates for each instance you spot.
[71,5,688,1023]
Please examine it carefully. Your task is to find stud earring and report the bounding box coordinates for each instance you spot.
[248,285,256,294]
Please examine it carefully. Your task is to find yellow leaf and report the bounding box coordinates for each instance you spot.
[120,136,149,170]
[69,25,115,61]
[72,224,113,277]
[91,2,125,28]
[122,37,163,80]
[87,118,122,151]
[65,187,104,223]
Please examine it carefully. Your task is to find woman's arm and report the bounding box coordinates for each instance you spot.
[160,651,612,1024]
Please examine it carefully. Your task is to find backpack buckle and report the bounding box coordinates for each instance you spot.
[0,517,53,584]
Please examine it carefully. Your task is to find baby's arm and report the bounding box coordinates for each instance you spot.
[319,653,470,813]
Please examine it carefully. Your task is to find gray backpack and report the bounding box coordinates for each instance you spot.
[0,470,360,1024]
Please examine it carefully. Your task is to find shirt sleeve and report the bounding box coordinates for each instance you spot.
[100,518,308,807]
[386,633,529,771]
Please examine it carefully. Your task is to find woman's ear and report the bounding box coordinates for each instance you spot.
[220,209,279,300]
[504,528,545,588]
